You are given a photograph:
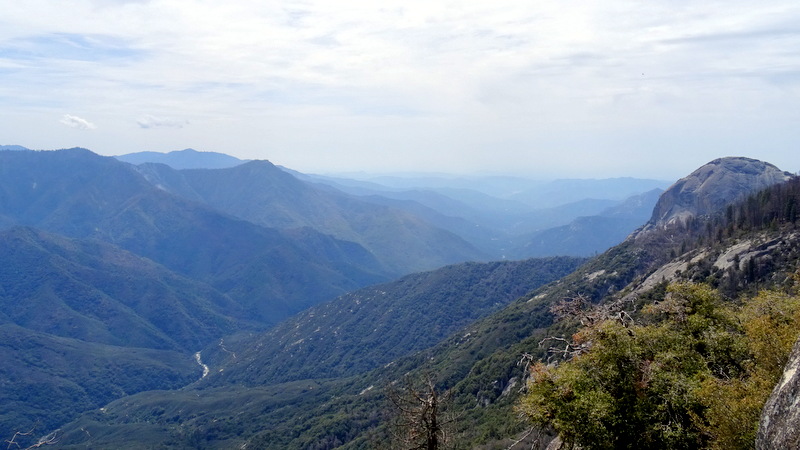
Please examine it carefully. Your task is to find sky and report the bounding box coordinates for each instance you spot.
[1,1,799,179]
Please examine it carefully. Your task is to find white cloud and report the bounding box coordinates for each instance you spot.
[1,1,799,176]
[137,114,187,129]
[59,114,97,130]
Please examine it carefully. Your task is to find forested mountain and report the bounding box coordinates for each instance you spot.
[0,224,260,435]
[0,324,201,435]
[134,160,486,274]
[0,148,390,325]
[6,148,795,449]
[0,145,29,151]
[0,227,249,351]
[0,148,396,439]
[52,158,800,449]
[114,149,673,264]
[201,257,585,386]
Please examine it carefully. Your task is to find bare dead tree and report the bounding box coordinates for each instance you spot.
[506,426,550,450]
[550,293,636,329]
[537,337,591,363]
[386,373,456,450]
[5,423,60,450]
[531,295,638,364]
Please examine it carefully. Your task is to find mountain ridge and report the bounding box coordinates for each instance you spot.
[134,159,488,274]
[115,148,247,169]
[0,148,390,325]
[201,256,586,387]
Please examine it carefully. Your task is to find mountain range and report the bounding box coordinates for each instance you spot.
[3,145,796,448]
[37,155,799,448]
[113,147,671,259]
[0,148,389,324]
[133,159,485,274]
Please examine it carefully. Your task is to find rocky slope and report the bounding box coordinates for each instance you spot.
[757,337,800,449]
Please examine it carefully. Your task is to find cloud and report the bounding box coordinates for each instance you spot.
[59,114,96,130]
[2,1,798,176]
[136,114,188,129]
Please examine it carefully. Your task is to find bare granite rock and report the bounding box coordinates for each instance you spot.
[756,336,800,449]
[649,157,791,227]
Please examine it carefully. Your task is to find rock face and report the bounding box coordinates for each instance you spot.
[757,337,800,449]
[649,157,791,226]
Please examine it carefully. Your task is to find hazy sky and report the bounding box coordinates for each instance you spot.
[1,1,799,178]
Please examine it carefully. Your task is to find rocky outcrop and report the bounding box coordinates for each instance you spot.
[757,336,800,449]
[649,157,791,227]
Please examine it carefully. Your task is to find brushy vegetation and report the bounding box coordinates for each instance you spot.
[518,282,800,449]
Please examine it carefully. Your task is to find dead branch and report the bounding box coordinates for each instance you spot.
[506,426,544,450]
[386,373,456,450]
[5,423,59,450]
[538,336,590,362]
[551,294,636,328]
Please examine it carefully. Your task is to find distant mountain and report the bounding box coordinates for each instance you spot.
[337,190,654,260]
[509,177,670,209]
[0,145,29,151]
[511,189,663,257]
[649,156,792,226]
[115,148,247,169]
[135,160,487,274]
[0,148,389,325]
[291,170,668,259]
[202,257,585,387]
[328,173,548,198]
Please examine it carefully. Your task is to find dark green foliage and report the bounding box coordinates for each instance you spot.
[519,284,800,450]
[0,324,199,445]
[519,284,728,449]
[0,227,250,350]
[205,257,585,387]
